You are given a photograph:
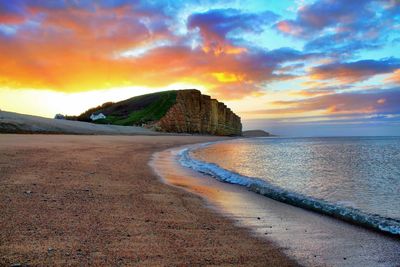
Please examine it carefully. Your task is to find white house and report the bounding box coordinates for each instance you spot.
[90,113,106,121]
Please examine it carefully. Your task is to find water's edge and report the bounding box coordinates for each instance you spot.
[178,142,400,236]
[150,141,400,266]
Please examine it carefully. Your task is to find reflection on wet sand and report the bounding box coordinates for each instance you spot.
[151,145,400,267]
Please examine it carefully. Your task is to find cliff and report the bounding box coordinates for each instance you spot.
[155,90,242,136]
[66,89,242,136]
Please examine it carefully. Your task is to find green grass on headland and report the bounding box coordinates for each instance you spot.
[71,90,177,126]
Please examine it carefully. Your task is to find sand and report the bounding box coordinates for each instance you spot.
[0,134,298,266]
[153,145,400,267]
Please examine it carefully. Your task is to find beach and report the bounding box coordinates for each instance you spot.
[153,143,400,267]
[0,134,298,266]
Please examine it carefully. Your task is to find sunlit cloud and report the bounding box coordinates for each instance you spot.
[0,0,399,134]
[386,69,400,84]
[245,88,400,116]
[309,58,400,83]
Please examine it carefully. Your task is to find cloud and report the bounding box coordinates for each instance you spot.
[0,1,313,100]
[0,18,308,97]
[291,89,335,97]
[275,0,400,55]
[188,8,278,55]
[0,0,26,24]
[246,88,400,116]
[275,0,373,37]
[386,69,400,84]
[303,33,383,57]
[1,0,397,105]
[309,58,400,83]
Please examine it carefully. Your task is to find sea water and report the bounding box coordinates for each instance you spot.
[180,136,400,235]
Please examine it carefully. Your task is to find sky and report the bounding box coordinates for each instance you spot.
[0,0,399,136]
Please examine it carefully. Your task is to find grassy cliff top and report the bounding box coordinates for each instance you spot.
[71,90,177,126]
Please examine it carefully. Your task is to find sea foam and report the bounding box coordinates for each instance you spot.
[178,144,400,236]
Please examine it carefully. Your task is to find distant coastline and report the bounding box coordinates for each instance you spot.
[242,129,275,137]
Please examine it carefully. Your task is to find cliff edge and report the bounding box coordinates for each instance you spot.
[155,90,241,136]
[66,89,242,136]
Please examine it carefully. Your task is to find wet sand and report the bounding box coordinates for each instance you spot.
[0,134,298,266]
[152,144,400,267]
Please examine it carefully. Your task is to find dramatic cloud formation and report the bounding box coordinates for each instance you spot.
[0,1,308,99]
[276,0,373,37]
[188,8,278,55]
[276,0,400,56]
[1,0,400,134]
[0,3,320,100]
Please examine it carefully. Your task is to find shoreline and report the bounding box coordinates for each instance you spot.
[151,142,400,266]
[0,134,297,266]
[179,141,400,236]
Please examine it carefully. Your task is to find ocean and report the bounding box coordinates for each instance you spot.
[179,136,400,235]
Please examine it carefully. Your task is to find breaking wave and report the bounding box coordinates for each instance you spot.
[178,144,400,236]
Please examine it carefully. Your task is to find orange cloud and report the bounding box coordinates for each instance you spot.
[309,67,373,83]
[0,30,269,99]
[246,89,400,116]
[209,83,264,100]
[0,14,25,24]
[0,4,303,101]
[386,69,400,84]
[309,59,400,83]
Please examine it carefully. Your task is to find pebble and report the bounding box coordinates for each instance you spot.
[24,190,32,194]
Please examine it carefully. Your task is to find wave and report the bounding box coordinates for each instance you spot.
[178,144,400,236]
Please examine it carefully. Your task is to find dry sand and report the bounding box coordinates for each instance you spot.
[0,134,298,266]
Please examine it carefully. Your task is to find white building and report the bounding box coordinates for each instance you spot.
[90,113,106,121]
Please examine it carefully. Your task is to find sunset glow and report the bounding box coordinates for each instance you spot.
[1,0,399,135]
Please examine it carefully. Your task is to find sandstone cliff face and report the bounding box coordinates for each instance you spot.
[155,90,242,136]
